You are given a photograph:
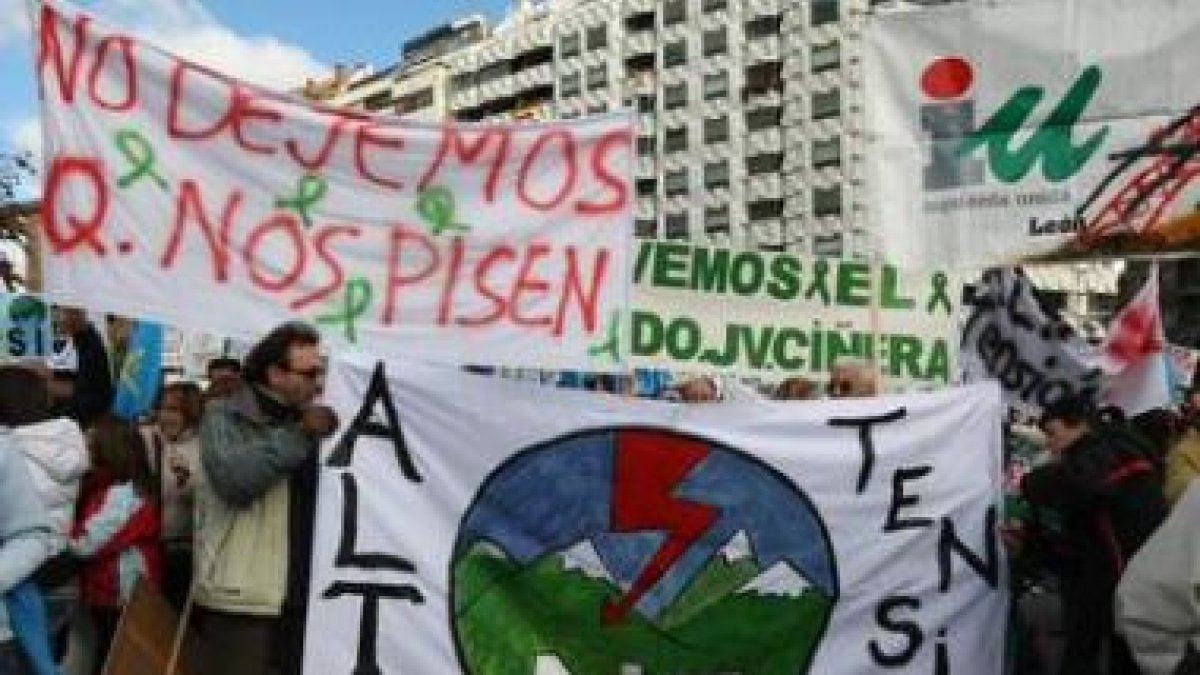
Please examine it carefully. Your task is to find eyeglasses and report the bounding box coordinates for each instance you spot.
[827,380,854,396]
[284,365,325,381]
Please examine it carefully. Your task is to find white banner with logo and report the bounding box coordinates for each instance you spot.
[866,0,1200,268]
[306,355,1006,674]
[35,0,631,371]
[629,241,960,387]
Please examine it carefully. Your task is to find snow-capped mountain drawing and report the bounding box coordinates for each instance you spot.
[737,561,812,598]
[560,539,616,584]
[717,530,754,564]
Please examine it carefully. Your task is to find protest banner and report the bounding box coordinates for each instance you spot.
[629,241,960,386]
[961,268,1102,414]
[34,0,632,371]
[866,0,1200,268]
[306,356,1007,674]
[0,292,53,360]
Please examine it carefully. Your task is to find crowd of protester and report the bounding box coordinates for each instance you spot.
[0,310,1198,674]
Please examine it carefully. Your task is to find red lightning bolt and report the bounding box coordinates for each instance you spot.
[602,430,718,624]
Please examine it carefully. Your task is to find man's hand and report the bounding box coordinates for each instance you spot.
[301,405,339,439]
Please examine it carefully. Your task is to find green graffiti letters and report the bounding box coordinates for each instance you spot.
[959,65,1108,183]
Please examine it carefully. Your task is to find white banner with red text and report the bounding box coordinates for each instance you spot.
[34,0,632,371]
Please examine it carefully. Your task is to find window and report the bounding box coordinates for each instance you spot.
[703,71,728,100]
[665,169,689,196]
[702,28,727,57]
[395,87,435,114]
[587,64,608,90]
[635,219,658,238]
[637,136,656,155]
[744,62,783,96]
[813,185,843,217]
[704,116,729,144]
[746,106,781,131]
[664,0,687,26]
[745,16,781,39]
[812,0,839,27]
[748,199,784,220]
[560,71,581,98]
[665,212,689,239]
[586,25,608,50]
[664,82,688,110]
[637,95,656,112]
[704,205,731,233]
[559,109,581,119]
[362,92,394,111]
[747,153,783,175]
[636,178,657,197]
[663,40,688,68]
[560,33,581,59]
[452,71,475,91]
[478,61,510,84]
[812,89,841,120]
[812,137,842,169]
[704,161,730,189]
[812,42,840,74]
[587,102,609,115]
[664,126,689,152]
[703,0,727,12]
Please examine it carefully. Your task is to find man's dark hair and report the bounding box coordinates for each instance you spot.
[242,322,321,386]
[0,366,51,426]
[1038,395,1096,430]
[206,357,242,377]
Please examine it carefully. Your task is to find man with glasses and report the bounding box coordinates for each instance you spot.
[194,322,338,675]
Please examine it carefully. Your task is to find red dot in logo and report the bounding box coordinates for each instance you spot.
[921,57,974,100]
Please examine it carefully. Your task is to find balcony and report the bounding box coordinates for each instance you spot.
[478,75,514,102]
[636,156,657,177]
[747,127,783,154]
[625,0,656,14]
[514,64,554,91]
[744,0,782,18]
[744,37,782,63]
[451,88,480,111]
[747,174,783,200]
[514,24,553,52]
[637,113,657,135]
[636,197,658,220]
[625,31,656,56]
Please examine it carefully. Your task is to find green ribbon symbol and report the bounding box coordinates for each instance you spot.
[275,174,328,228]
[927,272,954,315]
[417,186,471,236]
[587,311,622,363]
[316,277,372,343]
[114,129,169,190]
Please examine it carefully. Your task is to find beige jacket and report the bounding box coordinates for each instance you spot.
[194,387,314,616]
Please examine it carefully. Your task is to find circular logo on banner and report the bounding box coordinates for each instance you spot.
[451,428,839,674]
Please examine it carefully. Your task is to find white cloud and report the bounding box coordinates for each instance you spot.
[10,116,40,161]
[0,0,32,49]
[94,0,328,90]
[3,0,326,90]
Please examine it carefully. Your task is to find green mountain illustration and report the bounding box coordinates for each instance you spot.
[453,534,833,675]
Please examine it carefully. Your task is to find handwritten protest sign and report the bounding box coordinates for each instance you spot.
[0,292,54,361]
[307,356,1007,674]
[35,0,631,371]
[961,268,1102,414]
[866,0,1200,267]
[629,241,960,385]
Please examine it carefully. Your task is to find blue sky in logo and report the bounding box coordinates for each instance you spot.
[457,429,838,617]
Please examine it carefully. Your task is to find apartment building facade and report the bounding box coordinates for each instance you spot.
[317,0,878,257]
